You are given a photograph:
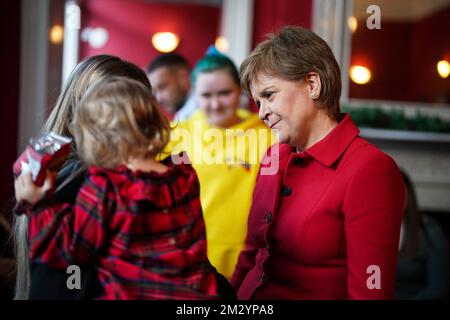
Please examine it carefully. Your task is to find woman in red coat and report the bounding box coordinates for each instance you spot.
[231,26,406,300]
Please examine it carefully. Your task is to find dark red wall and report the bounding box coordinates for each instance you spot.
[252,0,312,47]
[48,0,65,111]
[350,6,450,103]
[79,0,221,70]
[350,22,413,101]
[410,6,450,103]
[0,2,20,219]
[248,0,312,111]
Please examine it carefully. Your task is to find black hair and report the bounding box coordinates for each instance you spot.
[146,53,190,73]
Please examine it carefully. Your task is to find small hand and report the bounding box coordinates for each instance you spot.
[14,171,56,205]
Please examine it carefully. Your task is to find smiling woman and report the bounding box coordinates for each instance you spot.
[195,68,242,128]
[231,26,406,300]
[251,75,338,149]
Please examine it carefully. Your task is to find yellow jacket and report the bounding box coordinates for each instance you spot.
[165,109,275,278]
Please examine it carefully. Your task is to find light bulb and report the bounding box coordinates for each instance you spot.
[152,32,180,53]
[350,65,371,85]
[437,60,450,79]
[49,25,64,45]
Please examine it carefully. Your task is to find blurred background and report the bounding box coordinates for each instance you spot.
[0,0,449,299]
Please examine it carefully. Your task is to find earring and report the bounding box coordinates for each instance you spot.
[311,93,318,100]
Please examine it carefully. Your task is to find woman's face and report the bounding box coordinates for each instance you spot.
[195,69,241,128]
[251,73,318,149]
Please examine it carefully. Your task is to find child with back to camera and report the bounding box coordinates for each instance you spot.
[14,76,232,299]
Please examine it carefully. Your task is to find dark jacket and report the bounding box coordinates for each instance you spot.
[28,159,100,300]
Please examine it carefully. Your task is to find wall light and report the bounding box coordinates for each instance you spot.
[347,16,357,33]
[437,60,450,79]
[81,27,109,49]
[350,65,371,84]
[215,36,229,53]
[152,32,180,53]
[49,25,64,45]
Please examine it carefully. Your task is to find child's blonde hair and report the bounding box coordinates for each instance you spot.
[74,76,170,168]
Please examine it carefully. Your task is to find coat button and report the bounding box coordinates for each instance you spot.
[280,186,292,197]
[259,273,266,283]
[293,157,305,166]
[265,212,272,224]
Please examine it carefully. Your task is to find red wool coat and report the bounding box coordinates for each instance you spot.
[231,114,406,299]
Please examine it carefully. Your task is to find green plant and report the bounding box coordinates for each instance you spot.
[341,105,450,133]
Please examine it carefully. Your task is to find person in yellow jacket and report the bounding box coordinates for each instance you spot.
[165,48,275,279]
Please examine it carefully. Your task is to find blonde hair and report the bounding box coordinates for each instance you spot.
[13,215,29,300]
[74,77,170,168]
[43,55,152,188]
[14,55,151,299]
[240,26,342,120]
[44,55,151,138]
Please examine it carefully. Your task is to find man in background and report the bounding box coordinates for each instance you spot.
[147,53,196,121]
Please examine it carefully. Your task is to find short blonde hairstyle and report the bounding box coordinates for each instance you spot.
[74,76,170,168]
[241,26,342,120]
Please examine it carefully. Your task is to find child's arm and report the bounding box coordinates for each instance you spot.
[15,171,114,269]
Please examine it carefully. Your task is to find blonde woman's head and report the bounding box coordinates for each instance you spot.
[43,55,151,141]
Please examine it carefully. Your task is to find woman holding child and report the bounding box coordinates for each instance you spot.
[14,55,233,300]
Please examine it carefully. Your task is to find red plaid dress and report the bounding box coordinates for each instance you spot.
[22,155,220,299]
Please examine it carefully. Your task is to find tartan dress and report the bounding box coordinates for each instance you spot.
[22,154,220,299]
